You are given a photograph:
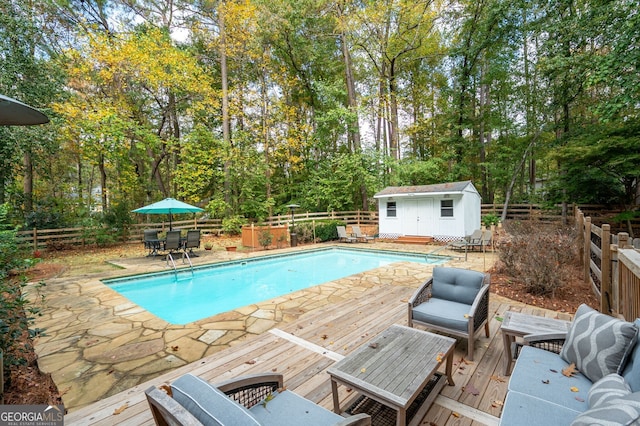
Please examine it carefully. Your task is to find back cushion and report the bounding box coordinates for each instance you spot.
[622,319,640,392]
[171,374,261,426]
[431,267,486,305]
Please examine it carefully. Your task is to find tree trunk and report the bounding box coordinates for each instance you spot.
[219,3,232,213]
[23,150,33,215]
[99,152,107,212]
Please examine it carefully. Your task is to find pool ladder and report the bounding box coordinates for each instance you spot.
[166,251,194,277]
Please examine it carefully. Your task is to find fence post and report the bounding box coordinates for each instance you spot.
[584,217,591,283]
[577,210,584,261]
[618,232,629,249]
[601,224,611,314]
[33,227,38,251]
[611,243,620,316]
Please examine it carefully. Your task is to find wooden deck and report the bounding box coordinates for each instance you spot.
[65,285,572,426]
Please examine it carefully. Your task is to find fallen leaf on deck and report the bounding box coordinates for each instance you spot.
[570,387,579,392]
[369,343,378,349]
[562,363,578,377]
[452,412,460,417]
[113,403,129,415]
[463,383,480,396]
[159,384,172,396]
[245,360,256,365]
[321,334,328,340]
[496,316,503,322]
[361,368,366,373]
[463,314,470,318]
[272,368,278,372]
[491,400,504,408]
[171,345,179,351]
[346,388,352,392]
[459,357,471,365]
[490,375,506,383]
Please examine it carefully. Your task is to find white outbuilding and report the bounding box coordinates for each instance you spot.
[374,181,481,242]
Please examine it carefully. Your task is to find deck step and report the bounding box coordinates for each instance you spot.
[394,235,434,245]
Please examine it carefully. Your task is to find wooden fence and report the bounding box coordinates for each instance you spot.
[15,211,379,250]
[481,203,567,222]
[576,207,640,320]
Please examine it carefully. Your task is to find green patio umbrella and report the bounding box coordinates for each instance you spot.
[0,94,50,126]
[132,198,204,230]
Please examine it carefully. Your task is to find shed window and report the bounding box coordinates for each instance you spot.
[387,201,397,217]
[440,199,454,217]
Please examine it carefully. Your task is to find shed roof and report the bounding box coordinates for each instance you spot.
[373,180,476,198]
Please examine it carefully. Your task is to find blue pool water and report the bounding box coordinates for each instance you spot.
[104,247,449,325]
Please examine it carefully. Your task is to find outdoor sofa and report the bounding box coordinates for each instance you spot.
[146,373,371,426]
[500,304,640,425]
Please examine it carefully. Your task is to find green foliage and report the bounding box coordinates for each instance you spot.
[103,202,134,241]
[0,204,45,369]
[206,199,230,219]
[481,214,500,228]
[294,219,346,243]
[222,216,245,235]
[258,228,274,249]
[389,158,449,186]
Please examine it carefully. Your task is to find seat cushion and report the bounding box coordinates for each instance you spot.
[431,267,485,305]
[249,390,344,426]
[560,304,637,383]
[171,374,261,426]
[412,298,470,333]
[499,390,581,426]
[509,346,590,413]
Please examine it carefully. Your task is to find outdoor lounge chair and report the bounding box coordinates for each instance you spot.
[475,229,493,251]
[408,266,490,361]
[448,229,482,251]
[336,226,357,243]
[184,229,201,257]
[351,225,375,243]
[145,373,371,426]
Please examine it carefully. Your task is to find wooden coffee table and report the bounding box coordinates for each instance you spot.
[327,325,456,426]
[501,311,571,375]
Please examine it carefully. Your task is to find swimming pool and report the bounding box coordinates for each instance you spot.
[104,247,449,324]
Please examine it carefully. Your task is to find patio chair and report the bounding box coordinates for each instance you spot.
[184,229,201,257]
[448,229,482,251]
[145,373,371,426]
[164,230,183,254]
[336,226,357,243]
[472,230,493,251]
[143,229,160,256]
[351,225,375,243]
[408,266,490,361]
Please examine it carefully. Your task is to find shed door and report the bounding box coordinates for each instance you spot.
[402,199,432,236]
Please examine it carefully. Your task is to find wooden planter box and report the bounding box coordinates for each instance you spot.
[241,225,289,249]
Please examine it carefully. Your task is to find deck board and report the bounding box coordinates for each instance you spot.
[65,288,570,426]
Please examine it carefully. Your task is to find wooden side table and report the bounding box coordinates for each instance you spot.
[501,311,571,375]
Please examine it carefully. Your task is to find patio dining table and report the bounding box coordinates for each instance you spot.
[145,238,165,257]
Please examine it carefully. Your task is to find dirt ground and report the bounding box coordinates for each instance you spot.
[9,236,598,406]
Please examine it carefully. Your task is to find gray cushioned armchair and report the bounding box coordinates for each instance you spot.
[408,267,490,361]
[145,373,371,426]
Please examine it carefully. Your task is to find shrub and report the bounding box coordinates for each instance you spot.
[482,213,500,228]
[222,216,245,235]
[497,221,578,297]
[258,229,274,249]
